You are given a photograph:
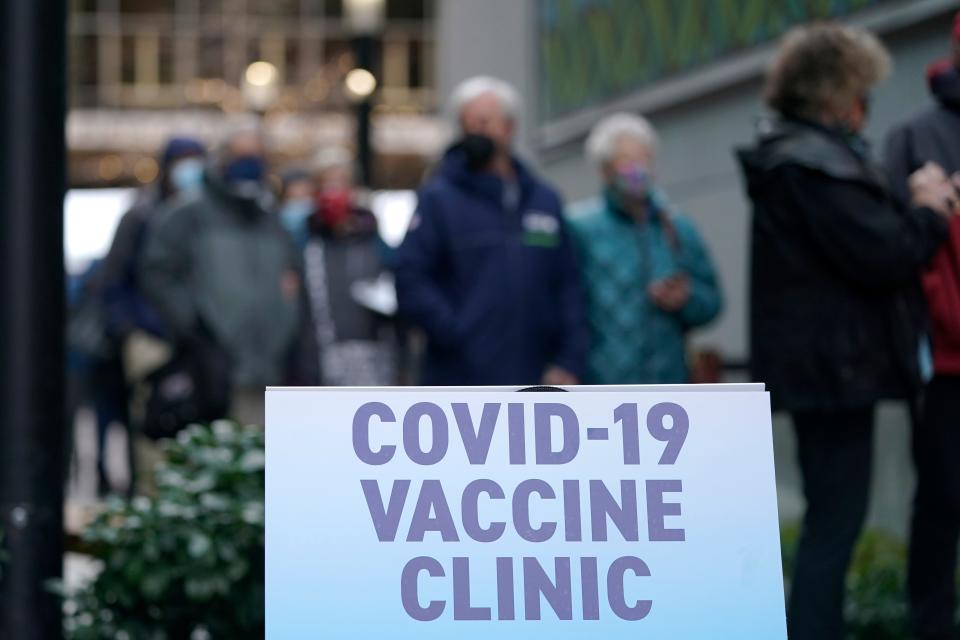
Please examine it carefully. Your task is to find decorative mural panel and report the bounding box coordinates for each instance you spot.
[538,0,894,122]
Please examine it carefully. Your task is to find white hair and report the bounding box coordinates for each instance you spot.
[585,112,659,167]
[310,146,353,174]
[447,75,522,128]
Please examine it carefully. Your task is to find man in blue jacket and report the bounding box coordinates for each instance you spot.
[393,76,588,386]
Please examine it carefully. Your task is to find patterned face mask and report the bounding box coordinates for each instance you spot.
[613,164,652,200]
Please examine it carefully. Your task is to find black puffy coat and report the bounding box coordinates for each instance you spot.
[736,118,947,411]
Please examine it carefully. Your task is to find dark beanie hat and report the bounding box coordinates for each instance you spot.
[160,137,205,169]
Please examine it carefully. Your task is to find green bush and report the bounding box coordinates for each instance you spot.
[60,422,265,639]
[781,522,912,640]
[844,530,911,639]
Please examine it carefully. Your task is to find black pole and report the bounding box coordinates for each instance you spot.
[0,0,67,638]
[352,34,377,188]
[356,95,373,188]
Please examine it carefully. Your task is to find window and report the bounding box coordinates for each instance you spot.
[386,0,428,20]
[198,0,222,15]
[159,35,176,85]
[197,34,224,78]
[285,38,301,84]
[301,0,324,17]
[250,0,301,15]
[70,0,99,14]
[121,35,137,84]
[119,0,173,13]
[323,38,352,70]
[323,0,342,18]
[408,38,422,88]
[70,34,99,88]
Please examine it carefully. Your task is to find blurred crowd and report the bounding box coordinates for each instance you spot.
[66,15,960,640]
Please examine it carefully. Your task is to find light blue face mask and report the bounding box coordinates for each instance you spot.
[280,198,314,246]
[169,157,205,194]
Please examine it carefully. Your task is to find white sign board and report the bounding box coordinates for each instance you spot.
[266,385,786,638]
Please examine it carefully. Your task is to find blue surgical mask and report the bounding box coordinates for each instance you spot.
[280,198,314,235]
[169,157,205,194]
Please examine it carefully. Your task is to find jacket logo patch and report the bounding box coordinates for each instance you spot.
[522,211,561,247]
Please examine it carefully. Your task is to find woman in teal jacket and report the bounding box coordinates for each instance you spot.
[567,113,722,384]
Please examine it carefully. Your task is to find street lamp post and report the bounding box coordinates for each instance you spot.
[344,0,385,188]
[0,0,67,638]
[242,60,280,118]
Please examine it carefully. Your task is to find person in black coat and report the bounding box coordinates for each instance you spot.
[95,136,205,493]
[301,147,397,386]
[885,14,960,639]
[736,24,957,640]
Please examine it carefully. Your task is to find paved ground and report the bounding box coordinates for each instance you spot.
[64,408,132,591]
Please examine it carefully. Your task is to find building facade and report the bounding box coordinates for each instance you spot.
[68,0,445,188]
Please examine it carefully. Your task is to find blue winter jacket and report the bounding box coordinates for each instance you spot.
[567,189,722,384]
[392,147,589,385]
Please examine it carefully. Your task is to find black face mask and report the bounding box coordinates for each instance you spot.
[457,133,497,172]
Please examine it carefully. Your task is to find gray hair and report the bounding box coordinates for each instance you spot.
[585,112,659,167]
[765,23,890,121]
[214,117,264,166]
[447,75,522,128]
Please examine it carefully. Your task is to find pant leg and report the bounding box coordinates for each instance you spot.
[787,406,875,640]
[910,375,960,640]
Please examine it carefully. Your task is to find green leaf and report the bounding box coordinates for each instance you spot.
[187,533,212,559]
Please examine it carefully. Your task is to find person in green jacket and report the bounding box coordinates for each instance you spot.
[567,112,723,384]
[141,123,313,426]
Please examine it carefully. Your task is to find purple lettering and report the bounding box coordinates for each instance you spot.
[461,479,506,543]
[512,479,557,543]
[508,403,526,464]
[403,402,449,465]
[589,480,639,542]
[496,557,515,620]
[452,403,500,464]
[360,479,410,542]
[401,557,445,621]
[352,402,396,465]
[646,479,685,542]
[607,556,651,621]
[534,403,580,464]
[453,557,491,620]
[580,557,600,620]
[407,480,459,542]
[522,557,573,620]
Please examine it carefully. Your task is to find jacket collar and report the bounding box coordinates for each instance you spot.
[202,168,272,220]
[438,145,537,207]
[603,186,670,226]
[929,59,960,110]
[738,116,883,188]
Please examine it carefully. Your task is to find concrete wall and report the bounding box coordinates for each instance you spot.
[435,0,537,155]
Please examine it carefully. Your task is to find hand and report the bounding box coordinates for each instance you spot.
[542,366,579,386]
[952,173,960,214]
[280,270,300,301]
[909,162,958,217]
[648,274,690,312]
